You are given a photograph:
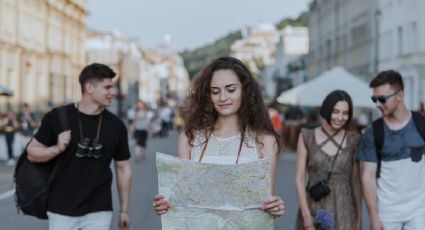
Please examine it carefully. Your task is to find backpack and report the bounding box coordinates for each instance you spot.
[373,111,425,178]
[14,106,69,219]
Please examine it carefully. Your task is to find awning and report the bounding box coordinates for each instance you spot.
[0,85,14,96]
[277,66,375,108]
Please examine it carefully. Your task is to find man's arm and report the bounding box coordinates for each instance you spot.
[27,130,71,163]
[361,161,383,230]
[114,160,132,229]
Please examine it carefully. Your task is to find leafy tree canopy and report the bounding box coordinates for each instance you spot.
[275,11,308,30]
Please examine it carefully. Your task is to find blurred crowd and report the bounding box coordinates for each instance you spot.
[0,103,39,165]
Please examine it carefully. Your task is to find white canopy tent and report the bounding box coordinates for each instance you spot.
[277,67,375,108]
[0,85,13,96]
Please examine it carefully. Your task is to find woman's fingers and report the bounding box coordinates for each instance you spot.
[153,194,171,215]
[261,196,285,217]
[154,194,164,201]
[261,196,284,210]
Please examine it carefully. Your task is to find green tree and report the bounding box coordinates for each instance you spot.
[179,31,242,79]
[275,11,308,30]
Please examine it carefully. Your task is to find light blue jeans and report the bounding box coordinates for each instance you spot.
[382,213,425,230]
[47,211,112,230]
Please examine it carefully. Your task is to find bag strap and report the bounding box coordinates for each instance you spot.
[48,106,69,185]
[372,118,384,178]
[320,126,341,147]
[325,130,347,182]
[373,111,425,178]
[58,106,69,132]
[412,111,425,141]
[350,133,358,164]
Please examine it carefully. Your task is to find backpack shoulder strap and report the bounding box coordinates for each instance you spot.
[412,111,425,141]
[372,118,384,178]
[57,105,69,131]
[48,105,69,184]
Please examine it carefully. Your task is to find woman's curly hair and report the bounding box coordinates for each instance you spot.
[182,56,280,152]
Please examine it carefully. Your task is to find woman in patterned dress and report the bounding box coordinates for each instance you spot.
[295,90,362,230]
[153,56,285,219]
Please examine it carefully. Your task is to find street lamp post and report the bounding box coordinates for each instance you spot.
[374,9,382,74]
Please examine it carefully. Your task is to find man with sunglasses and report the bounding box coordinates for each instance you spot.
[27,63,132,230]
[357,70,425,230]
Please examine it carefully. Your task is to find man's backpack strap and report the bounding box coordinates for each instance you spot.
[57,106,69,132]
[372,118,384,178]
[48,106,69,184]
[412,111,425,141]
[373,112,425,178]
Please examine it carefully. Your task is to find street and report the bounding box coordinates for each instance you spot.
[0,130,369,229]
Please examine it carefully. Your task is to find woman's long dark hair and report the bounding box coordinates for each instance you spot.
[183,56,280,153]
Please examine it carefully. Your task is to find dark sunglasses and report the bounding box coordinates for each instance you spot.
[371,91,399,104]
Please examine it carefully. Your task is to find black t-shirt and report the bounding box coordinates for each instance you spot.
[34,104,130,216]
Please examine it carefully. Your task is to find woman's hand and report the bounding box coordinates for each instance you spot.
[303,214,316,230]
[118,212,130,230]
[153,194,172,215]
[260,196,285,218]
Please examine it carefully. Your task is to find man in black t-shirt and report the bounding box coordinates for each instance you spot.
[27,63,132,230]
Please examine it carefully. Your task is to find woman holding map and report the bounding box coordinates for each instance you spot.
[294,90,362,230]
[153,56,285,219]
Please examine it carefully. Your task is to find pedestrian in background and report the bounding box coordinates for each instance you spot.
[295,90,362,230]
[27,63,132,230]
[158,100,173,137]
[268,105,283,134]
[19,103,38,147]
[358,70,425,230]
[3,109,19,165]
[126,105,136,134]
[153,56,285,219]
[133,100,153,162]
[174,106,184,132]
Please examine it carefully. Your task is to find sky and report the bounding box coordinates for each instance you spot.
[86,0,310,52]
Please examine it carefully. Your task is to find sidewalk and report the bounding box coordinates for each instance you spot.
[280,150,296,162]
[0,163,15,198]
[0,142,297,198]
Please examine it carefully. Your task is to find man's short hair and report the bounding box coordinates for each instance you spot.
[369,70,404,91]
[79,63,116,93]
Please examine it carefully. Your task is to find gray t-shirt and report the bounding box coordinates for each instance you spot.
[357,117,425,221]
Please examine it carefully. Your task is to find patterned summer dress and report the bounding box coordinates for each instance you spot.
[295,128,360,230]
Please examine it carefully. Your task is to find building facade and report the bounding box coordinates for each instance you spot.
[308,0,425,109]
[377,0,425,109]
[86,30,190,112]
[85,29,141,116]
[141,47,189,108]
[261,26,309,101]
[231,23,278,75]
[0,0,87,111]
[307,0,376,79]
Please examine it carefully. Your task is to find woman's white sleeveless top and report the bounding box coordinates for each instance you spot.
[190,130,259,165]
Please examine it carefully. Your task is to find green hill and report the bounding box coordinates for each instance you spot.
[180,11,308,80]
[179,31,242,79]
[275,11,308,30]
